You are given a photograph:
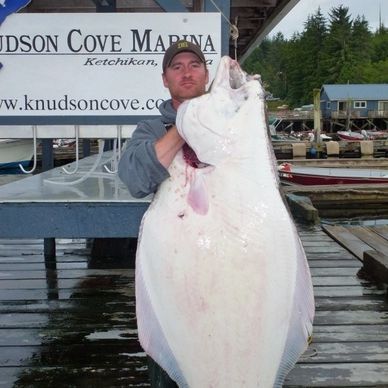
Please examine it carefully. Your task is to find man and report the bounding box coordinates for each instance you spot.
[118,40,209,387]
[118,40,209,198]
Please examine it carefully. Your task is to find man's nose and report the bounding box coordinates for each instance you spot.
[182,66,193,77]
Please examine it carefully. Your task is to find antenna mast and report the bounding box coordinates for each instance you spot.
[379,3,382,32]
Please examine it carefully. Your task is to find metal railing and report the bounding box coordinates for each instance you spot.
[0,124,136,139]
[368,110,388,119]
[0,124,136,174]
[331,110,362,119]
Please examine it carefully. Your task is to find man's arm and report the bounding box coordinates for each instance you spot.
[118,119,171,198]
[155,125,185,169]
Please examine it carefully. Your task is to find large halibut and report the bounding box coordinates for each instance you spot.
[136,56,315,387]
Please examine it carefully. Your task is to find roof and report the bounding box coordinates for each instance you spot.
[322,84,388,101]
[21,0,300,62]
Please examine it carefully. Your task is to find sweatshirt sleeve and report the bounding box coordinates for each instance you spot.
[118,119,170,198]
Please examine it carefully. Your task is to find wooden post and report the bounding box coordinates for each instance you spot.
[44,238,56,265]
[345,97,352,131]
[42,140,56,260]
[313,88,321,145]
[363,250,388,284]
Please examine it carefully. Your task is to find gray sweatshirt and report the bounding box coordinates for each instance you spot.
[118,99,177,198]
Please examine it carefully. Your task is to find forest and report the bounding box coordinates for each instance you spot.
[242,5,388,108]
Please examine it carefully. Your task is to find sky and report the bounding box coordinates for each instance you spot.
[269,0,387,38]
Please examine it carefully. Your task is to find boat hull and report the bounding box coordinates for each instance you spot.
[0,139,34,170]
[279,164,388,185]
[336,131,364,141]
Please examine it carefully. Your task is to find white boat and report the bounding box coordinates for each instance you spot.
[278,162,388,185]
[0,139,35,170]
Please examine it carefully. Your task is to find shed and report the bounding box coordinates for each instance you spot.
[320,84,388,120]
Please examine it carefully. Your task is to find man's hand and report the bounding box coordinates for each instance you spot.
[155,125,185,169]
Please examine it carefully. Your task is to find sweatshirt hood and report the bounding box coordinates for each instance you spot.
[158,99,177,125]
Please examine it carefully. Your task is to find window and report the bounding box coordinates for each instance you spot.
[338,101,348,111]
[354,101,366,108]
[326,101,331,109]
[378,101,388,111]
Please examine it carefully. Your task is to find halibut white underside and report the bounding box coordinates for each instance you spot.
[136,56,314,387]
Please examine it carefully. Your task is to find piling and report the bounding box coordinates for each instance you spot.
[292,143,306,158]
[326,141,340,157]
[360,140,374,157]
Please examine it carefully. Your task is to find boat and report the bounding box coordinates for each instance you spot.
[53,139,76,148]
[278,162,388,185]
[0,139,35,171]
[336,130,388,141]
[363,130,388,140]
[336,131,365,141]
[271,133,301,142]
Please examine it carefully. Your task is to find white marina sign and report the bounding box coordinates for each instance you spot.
[0,13,221,118]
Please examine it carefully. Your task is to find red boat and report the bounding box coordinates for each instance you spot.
[337,130,388,141]
[278,163,388,185]
[336,131,365,141]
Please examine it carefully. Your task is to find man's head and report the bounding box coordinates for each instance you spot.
[162,40,209,109]
[162,40,206,72]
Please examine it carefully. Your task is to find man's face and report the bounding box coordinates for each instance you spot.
[162,51,209,106]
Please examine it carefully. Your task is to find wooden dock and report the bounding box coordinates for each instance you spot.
[283,183,388,219]
[322,224,388,261]
[272,139,388,159]
[287,225,388,387]
[0,224,388,387]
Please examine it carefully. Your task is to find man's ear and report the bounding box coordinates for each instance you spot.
[162,73,168,88]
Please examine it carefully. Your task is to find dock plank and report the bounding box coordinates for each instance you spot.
[311,267,359,276]
[312,276,363,286]
[0,366,149,388]
[350,226,388,253]
[372,225,388,240]
[315,296,387,311]
[313,285,386,297]
[303,341,388,363]
[286,363,388,387]
[314,310,388,325]
[312,324,388,342]
[322,225,372,260]
[308,259,361,268]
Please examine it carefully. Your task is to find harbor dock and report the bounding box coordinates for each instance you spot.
[1,145,388,387]
[0,223,387,387]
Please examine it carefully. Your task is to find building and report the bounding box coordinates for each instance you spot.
[320,84,388,131]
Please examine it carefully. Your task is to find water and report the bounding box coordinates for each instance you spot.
[0,168,24,175]
[322,216,388,226]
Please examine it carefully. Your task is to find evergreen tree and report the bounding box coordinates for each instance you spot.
[371,26,388,62]
[242,5,386,107]
[244,33,289,99]
[298,8,328,103]
[243,38,271,78]
[363,60,388,83]
[345,15,372,82]
[266,33,289,99]
[321,5,353,83]
[282,35,304,106]
[365,26,388,82]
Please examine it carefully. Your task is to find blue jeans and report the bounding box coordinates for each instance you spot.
[147,356,178,388]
